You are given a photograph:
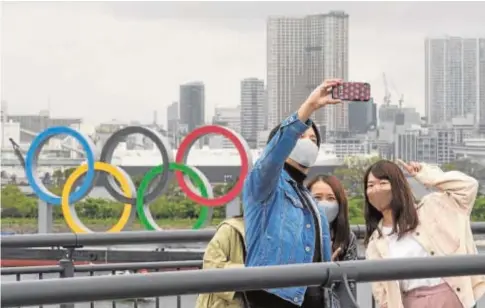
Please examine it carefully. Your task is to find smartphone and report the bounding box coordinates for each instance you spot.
[331,82,371,101]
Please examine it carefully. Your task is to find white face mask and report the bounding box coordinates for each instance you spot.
[288,138,319,168]
[319,201,339,223]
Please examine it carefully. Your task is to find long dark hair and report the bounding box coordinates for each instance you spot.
[363,160,419,246]
[306,174,350,257]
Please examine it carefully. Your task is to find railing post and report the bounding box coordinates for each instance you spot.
[59,246,77,308]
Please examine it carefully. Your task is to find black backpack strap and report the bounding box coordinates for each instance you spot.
[236,230,247,261]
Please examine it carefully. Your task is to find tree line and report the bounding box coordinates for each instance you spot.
[1,158,485,222]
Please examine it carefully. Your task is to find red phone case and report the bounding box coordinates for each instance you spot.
[331,82,371,101]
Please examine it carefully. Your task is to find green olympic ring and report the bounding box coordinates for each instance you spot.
[136,163,210,231]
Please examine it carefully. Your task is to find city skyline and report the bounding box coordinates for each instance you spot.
[3,2,485,128]
[266,12,349,131]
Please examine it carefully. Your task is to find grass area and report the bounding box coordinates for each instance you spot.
[1,216,366,233]
[1,217,225,233]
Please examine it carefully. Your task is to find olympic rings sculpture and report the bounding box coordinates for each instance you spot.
[25,125,253,233]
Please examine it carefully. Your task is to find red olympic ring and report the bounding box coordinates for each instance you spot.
[175,125,250,207]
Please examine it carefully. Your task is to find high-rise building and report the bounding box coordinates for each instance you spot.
[180,82,205,133]
[263,87,269,130]
[348,99,377,134]
[240,78,265,148]
[267,11,349,132]
[166,101,179,147]
[478,39,485,134]
[425,37,485,127]
[210,106,241,149]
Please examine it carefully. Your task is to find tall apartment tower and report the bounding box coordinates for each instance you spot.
[211,105,241,149]
[267,11,349,132]
[179,82,205,133]
[240,78,265,148]
[425,37,485,129]
[166,101,180,147]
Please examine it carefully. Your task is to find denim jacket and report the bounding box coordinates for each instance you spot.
[242,112,332,306]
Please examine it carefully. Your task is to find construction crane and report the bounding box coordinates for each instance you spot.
[382,73,391,106]
[383,73,405,108]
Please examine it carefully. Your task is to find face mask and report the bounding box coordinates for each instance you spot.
[288,138,319,168]
[367,189,392,211]
[319,201,339,223]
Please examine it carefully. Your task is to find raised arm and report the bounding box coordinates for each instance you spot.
[243,79,342,204]
[415,164,478,215]
[398,160,479,215]
[244,113,312,203]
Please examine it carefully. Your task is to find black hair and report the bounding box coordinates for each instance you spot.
[306,174,350,259]
[267,121,321,146]
[363,160,419,246]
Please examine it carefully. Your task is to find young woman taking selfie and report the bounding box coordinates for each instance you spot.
[363,159,484,308]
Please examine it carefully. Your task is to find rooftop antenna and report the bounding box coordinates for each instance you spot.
[398,94,404,109]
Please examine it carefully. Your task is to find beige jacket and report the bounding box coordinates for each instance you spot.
[195,217,246,308]
[366,163,485,308]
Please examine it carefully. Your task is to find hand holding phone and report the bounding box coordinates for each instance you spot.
[331,82,371,101]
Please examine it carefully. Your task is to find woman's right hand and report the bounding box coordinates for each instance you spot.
[331,247,342,261]
[306,79,343,109]
[298,79,343,122]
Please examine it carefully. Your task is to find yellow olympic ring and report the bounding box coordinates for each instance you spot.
[61,162,133,233]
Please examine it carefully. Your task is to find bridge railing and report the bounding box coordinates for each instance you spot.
[1,223,484,308]
[2,255,485,308]
[1,260,204,308]
[2,222,484,248]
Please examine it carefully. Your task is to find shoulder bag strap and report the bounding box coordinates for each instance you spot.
[235,230,251,308]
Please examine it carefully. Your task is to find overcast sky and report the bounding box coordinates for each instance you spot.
[2,1,485,127]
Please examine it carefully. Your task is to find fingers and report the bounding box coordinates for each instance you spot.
[409,162,421,173]
[323,78,343,87]
[331,247,342,261]
[396,159,421,175]
[325,98,342,105]
[395,159,407,168]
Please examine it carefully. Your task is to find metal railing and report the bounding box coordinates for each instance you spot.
[1,260,203,308]
[2,222,485,248]
[2,255,485,307]
[1,223,484,308]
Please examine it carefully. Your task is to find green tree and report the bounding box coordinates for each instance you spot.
[442,159,484,194]
[334,156,380,197]
[52,169,64,187]
[347,197,364,223]
[63,168,76,182]
[471,196,485,221]
[1,185,37,218]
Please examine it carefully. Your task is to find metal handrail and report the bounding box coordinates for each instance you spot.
[0,260,204,275]
[2,222,484,248]
[75,260,203,272]
[0,229,215,248]
[2,255,485,307]
[0,265,63,275]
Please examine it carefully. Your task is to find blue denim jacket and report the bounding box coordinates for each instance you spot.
[242,112,332,306]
